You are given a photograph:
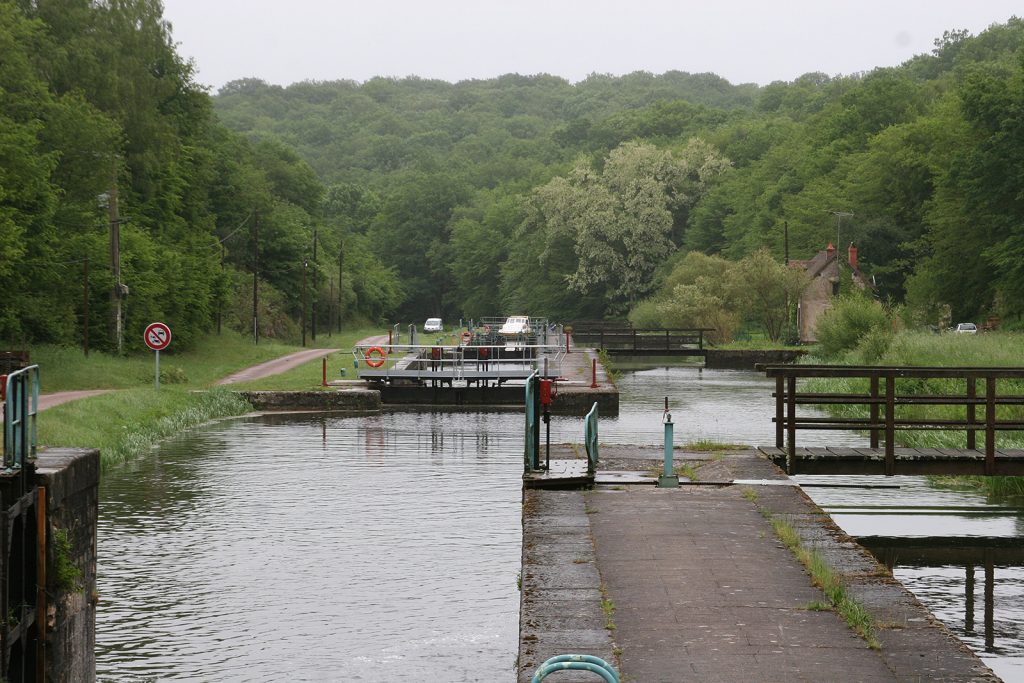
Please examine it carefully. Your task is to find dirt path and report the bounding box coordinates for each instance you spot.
[214,348,340,385]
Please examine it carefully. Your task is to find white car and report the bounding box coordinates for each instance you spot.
[499,316,530,335]
[423,318,443,333]
[954,322,977,334]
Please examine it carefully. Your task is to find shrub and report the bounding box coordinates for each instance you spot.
[815,295,892,358]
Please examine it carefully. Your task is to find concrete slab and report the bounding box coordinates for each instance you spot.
[519,447,1001,682]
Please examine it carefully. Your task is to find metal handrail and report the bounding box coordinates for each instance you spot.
[531,654,620,683]
[584,402,599,476]
[353,343,564,382]
[2,365,39,471]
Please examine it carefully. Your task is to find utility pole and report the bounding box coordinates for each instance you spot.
[108,158,123,354]
[342,242,350,333]
[328,278,334,338]
[217,242,225,335]
[252,210,260,344]
[83,256,89,356]
[784,220,790,266]
[311,228,318,342]
[301,260,308,347]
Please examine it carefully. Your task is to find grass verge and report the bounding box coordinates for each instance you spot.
[38,387,251,468]
[22,330,304,392]
[768,514,880,649]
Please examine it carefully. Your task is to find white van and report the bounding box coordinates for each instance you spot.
[424,318,443,333]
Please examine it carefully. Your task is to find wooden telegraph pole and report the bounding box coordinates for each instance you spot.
[108,159,123,354]
[82,256,89,356]
[301,260,308,347]
[311,228,318,342]
[342,242,350,333]
[252,210,259,344]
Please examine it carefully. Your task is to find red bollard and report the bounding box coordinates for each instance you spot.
[591,358,598,389]
[322,358,328,387]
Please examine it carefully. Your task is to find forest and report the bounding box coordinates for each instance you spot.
[2,0,1023,351]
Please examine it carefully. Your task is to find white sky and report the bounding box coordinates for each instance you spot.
[161,0,1022,92]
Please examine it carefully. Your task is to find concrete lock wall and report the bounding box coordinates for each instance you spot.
[35,448,100,683]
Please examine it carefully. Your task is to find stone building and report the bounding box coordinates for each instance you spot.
[790,243,871,343]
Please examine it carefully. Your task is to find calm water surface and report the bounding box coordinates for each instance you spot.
[97,366,1024,680]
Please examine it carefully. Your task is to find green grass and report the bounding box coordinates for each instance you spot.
[805,330,1024,499]
[25,326,383,468]
[20,330,305,392]
[39,387,251,467]
[227,327,380,390]
[683,440,744,452]
[769,516,880,649]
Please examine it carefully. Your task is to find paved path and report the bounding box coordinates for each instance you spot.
[520,448,999,682]
[23,348,341,413]
[214,348,339,385]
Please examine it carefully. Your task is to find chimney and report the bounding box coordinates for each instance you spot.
[848,242,858,270]
[826,242,835,259]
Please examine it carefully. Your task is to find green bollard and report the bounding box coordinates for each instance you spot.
[658,410,680,488]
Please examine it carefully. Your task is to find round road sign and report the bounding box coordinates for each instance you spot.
[144,322,172,351]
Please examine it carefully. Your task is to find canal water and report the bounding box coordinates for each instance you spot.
[96,365,1024,680]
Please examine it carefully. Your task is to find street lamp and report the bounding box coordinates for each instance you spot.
[830,211,854,249]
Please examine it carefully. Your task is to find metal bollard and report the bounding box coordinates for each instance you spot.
[658,398,679,488]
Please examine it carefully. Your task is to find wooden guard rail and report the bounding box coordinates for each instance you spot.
[570,328,712,353]
[759,365,1024,476]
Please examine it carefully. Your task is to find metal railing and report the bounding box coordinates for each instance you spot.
[531,654,620,682]
[2,365,39,472]
[354,343,563,383]
[571,327,712,352]
[584,402,599,476]
[760,364,1024,475]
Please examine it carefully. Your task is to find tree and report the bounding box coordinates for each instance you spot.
[727,249,809,342]
[527,140,730,315]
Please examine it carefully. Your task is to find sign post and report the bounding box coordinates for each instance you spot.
[144,322,172,389]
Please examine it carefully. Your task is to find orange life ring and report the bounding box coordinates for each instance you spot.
[461,331,472,343]
[364,346,387,368]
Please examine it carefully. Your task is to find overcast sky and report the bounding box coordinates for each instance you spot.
[161,1,1021,93]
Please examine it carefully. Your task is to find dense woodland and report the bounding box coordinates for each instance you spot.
[2,1,1024,351]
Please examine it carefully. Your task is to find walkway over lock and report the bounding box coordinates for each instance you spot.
[759,364,1024,475]
[569,326,711,356]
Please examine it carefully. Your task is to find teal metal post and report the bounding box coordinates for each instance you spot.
[658,400,679,488]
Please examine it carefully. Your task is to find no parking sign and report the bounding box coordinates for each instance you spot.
[144,322,171,351]
[144,322,171,388]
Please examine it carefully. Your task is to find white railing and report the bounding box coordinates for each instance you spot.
[353,343,564,382]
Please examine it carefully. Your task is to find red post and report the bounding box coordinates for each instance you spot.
[591,358,598,389]
[322,358,328,387]
[0,374,6,402]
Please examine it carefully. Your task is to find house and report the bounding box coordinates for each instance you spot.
[790,243,871,343]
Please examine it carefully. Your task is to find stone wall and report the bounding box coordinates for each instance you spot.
[238,388,381,411]
[35,448,100,683]
[704,349,807,370]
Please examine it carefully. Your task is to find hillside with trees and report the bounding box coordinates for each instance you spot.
[214,18,1024,335]
[3,0,1024,351]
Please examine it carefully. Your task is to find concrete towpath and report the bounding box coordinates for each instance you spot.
[520,447,999,682]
